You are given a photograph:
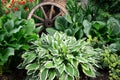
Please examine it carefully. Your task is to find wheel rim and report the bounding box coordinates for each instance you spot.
[27,2,68,34]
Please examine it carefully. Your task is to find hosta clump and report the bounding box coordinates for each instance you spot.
[19,32,100,80]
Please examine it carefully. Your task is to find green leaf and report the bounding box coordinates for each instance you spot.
[82,64,96,77]
[55,16,68,31]
[67,75,74,80]
[65,29,73,36]
[58,63,65,75]
[4,20,14,32]
[76,56,88,63]
[0,47,14,66]
[73,67,79,77]
[10,26,22,34]
[65,63,74,76]
[23,19,35,35]
[22,52,36,64]
[40,68,48,80]
[83,20,91,36]
[93,21,105,30]
[59,72,68,80]
[44,61,54,69]
[67,54,74,59]
[64,14,72,23]
[53,58,63,66]
[48,70,56,80]
[27,70,35,75]
[25,63,39,70]
[46,28,57,35]
[107,17,120,35]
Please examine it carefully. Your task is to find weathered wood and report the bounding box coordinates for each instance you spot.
[41,0,66,7]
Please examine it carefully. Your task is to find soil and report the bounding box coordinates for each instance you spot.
[0,69,109,80]
[0,69,26,80]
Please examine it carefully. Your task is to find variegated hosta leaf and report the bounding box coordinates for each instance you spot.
[65,63,74,76]
[81,63,96,77]
[25,63,39,71]
[48,70,56,80]
[57,63,65,75]
[40,68,48,80]
[73,67,79,77]
[59,72,68,80]
[44,61,54,69]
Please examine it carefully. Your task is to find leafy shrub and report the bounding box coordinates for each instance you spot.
[18,32,101,80]
[90,0,120,14]
[0,11,38,74]
[100,48,120,80]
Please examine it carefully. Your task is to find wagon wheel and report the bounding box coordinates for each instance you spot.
[27,2,68,34]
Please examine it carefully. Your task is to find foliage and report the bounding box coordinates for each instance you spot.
[0,11,38,74]
[18,32,101,80]
[100,48,120,80]
[90,0,120,14]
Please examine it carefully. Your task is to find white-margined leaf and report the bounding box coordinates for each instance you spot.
[44,61,54,68]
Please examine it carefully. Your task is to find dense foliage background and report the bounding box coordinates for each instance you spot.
[0,0,120,80]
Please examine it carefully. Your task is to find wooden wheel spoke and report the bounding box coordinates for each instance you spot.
[32,14,44,22]
[49,5,54,19]
[52,12,62,21]
[40,6,48,19]
[35,23,43,26]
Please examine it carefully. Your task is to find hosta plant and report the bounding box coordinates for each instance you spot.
[19,32,101,80]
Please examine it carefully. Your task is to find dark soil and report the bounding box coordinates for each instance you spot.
[0,69,109,80]
[0,69,26,80]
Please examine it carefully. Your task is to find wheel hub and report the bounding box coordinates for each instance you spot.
[44,19,53,27]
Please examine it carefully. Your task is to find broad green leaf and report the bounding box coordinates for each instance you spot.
[22,52,36,64]
[10,26,22,34]
[76,56,88,63]
[65,29,73,36]
[46,28,57,35]
[58,63,65,75]
[67,54,74,59]
[83,20,91,36]
[48,70,56,80]
[107,17,120,35]
[25,63,39,70]
[55,16,67,31]
[0,47,14,65]
[4,20,14,32]
[65,63,74,76]
[81,63,90,70]
[59,72,68,80]
[82,64,96,77]
[67,75,74,80]
[93,21,105,30]
[53,58,63,66]
[23,19,35,35]
[71,59,79,68]
[64,14,72,23]
[27,70,35,75]
[40,68,48,80]
[73,67,79,77]
[15,19,24,25]
[44,61,54,68]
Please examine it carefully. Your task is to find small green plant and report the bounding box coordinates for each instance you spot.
[18,32,101,80]
[100,48,120,80]
[0,11,38,74]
